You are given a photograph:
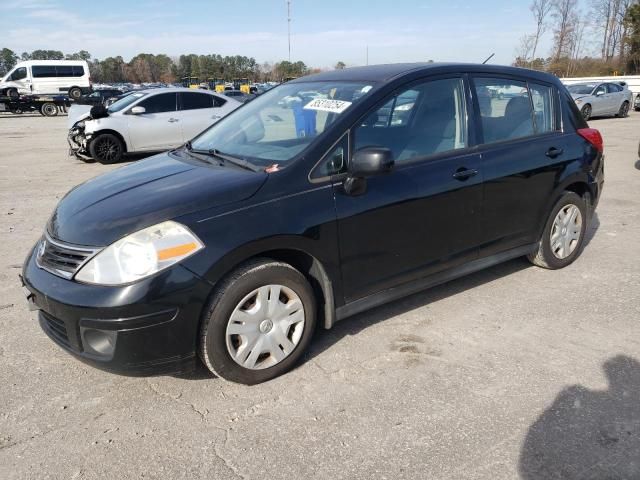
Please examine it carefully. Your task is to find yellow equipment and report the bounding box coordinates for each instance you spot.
[209,78,226,93]
[181,76,199,89]
[233,78,250,94]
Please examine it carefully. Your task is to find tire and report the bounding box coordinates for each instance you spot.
[616,101,629,118]
[6,88,19,99]
[68,87,82,100]
[40,102,58,117]
[88,133,124,164]
[581,104,592,121]
[199,258,317,384]
[527,191,588,270]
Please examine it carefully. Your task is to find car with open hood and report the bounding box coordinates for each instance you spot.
[68,87,240,163]
[22,63,604,384]
[566,81,633,120]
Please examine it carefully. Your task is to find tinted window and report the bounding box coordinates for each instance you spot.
[529,83,555,134]
[10,67,27,81]
[137,93,177,114]
[355,77,467,163]
[32,65,57,78]
[72,66,84,77]
[474,77,534,143]
[180,92,213,110]
[213,95,226,107]
[593,84,606,96]
[606,83,622,93]
[567,84,596,95]
[56,66,74,77]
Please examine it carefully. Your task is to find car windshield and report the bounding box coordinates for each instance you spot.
[108,92,146,113]
[567,84,596,95]
[190,81,375,167]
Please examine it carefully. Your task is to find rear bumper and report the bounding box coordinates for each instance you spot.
[22,245,212,376]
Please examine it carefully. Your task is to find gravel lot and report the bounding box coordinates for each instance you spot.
[1,112,639,480]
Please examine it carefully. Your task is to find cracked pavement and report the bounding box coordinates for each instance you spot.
[1,112,639,479]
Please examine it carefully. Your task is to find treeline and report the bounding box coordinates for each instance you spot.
[0,48,312,83]
[514,0,640,77]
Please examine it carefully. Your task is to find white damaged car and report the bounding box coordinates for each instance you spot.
[68,88,241,164]
[566,81,633,121]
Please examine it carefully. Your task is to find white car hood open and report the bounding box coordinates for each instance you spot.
[67,104,92,128]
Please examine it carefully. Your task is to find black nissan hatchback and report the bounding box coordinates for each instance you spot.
[22,63,604,384]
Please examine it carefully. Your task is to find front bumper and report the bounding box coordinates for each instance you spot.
[68,127,92,160]
[21,245,212,375]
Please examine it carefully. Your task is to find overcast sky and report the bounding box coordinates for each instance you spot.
[5,0,558,68]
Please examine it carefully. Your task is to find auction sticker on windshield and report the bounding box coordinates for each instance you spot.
[304,99,352,113]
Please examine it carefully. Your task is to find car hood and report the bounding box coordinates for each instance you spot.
[570,93,590,101]
[67,105,92,128]
[48,152,268,246]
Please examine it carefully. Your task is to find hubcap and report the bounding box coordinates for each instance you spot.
[550,204,582,259]
[226,284,305,370]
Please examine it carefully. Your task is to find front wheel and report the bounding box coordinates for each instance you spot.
[617,101,629,118]
[199,259,317,384]
[528,192,588,269]
[6,88,19,99]
[88,133,124,164]
[581,104,592,121]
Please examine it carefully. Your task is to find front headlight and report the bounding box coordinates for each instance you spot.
[575,99,583,104]
[75,221,204,285]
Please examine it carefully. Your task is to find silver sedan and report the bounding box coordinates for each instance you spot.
[566,82,633,121]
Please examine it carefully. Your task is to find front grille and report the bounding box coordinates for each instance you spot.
[40,311,71,348]
[36,234,100,279]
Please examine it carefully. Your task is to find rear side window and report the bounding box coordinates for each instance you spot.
[213,95,226,107]
[473,78,534,143]
[72,66,84,77]
[180,92,213,110]
[137,93,177,114]
[529,83,555,134]
[56,66,74,77]
[606,83,622,93]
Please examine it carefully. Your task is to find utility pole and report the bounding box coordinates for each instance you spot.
[287,0,292,62]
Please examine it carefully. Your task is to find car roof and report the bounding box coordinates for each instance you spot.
[290,62,560,84]
[139,87,223,95]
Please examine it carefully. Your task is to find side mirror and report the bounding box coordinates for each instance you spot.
[130,106,146,115]
[350,147,394,177]
[595,91,604,97]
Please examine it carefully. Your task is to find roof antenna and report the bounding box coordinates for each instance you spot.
[482,53,495,65]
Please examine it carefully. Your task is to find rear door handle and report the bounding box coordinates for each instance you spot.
[546,147,563,158]
[168,118,179,123]
[453,168,478,181]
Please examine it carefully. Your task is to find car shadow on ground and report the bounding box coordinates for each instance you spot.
[177,213,601,382]
[519,355,640,479]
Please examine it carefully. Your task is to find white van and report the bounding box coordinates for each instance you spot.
[0,60,91,100]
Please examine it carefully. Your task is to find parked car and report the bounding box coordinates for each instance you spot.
[566,81,633,120]
[0,60,91,100]
[22,63,604,384]
[634,93,640,112]
[68,88,241,163]
[75,89,124,106]
[223,90,256,103]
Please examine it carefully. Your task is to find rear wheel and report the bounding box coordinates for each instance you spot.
[617,101,629,118]
[528,192,588,269]
[68,87,82,100]
[40,102,58,117]
[581,104,592,121]
[89,133,124,164]
[199,259,316,384]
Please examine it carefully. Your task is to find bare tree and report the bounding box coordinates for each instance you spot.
[551,0,579,61]
[516,34,537,64]
[530,0,553,60]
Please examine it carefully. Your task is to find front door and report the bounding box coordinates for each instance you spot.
[127,92,181,151]
[334,76,483,302]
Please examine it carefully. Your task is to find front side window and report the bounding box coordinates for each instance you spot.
[190,81,374,167]
[474,77,534,143]
[137,93,177,114]
[593,84,606,96]
[10,67,27,81]
[180,92,213,110]
[354,77,467,163]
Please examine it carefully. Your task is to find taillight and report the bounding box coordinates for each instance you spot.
[577,128,603,153]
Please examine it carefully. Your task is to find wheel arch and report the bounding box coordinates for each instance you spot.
[90,129,128,152]
[197,240,338,330]
[535,176,593,240]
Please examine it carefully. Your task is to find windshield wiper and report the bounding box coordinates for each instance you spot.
[181,141,221,165]
[208,149,261,172]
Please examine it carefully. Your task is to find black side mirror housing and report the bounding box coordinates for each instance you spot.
[350,147,394,177]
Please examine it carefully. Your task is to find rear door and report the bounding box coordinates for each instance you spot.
[332,75,483,301]
[605,83,623,114]
[590,84,608,115]
[471,76,565,256]
[178,92,234,142]
[127,92,180,151]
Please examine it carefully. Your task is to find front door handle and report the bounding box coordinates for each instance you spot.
[453,167,478,181]
[546,147,563,158]
[168,118,179,123]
